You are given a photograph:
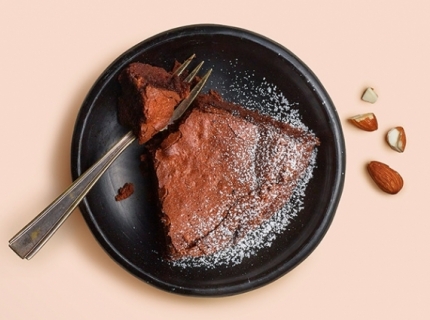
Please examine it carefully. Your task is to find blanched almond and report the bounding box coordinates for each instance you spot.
[362,87,378,103]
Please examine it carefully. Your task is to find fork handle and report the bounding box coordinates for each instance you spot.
[9,131,136,259]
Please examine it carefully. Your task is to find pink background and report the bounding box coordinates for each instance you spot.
[1,1,429,319]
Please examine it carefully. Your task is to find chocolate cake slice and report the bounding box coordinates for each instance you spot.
[117,62,190,144]
[152,91,320,259]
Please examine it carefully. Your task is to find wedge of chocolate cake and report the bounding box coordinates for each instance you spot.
[152,91,320,259]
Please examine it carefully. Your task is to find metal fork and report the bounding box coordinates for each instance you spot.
[9,55,212,259]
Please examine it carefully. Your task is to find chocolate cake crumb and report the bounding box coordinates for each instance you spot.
[115,183,134,201]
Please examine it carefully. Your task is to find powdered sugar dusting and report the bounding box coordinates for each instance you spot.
[211,59,306,128]
[168,61,318,269]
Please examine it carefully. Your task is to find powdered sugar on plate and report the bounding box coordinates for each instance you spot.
[168,61,318,269]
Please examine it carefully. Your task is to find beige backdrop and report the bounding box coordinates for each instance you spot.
[1,1,429,319]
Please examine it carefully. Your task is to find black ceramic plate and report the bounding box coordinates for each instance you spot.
[71,24,345,296]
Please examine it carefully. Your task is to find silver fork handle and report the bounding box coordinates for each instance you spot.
[9,130,136,259]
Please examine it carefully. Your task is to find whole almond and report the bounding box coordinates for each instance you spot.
[367,161,404,194]
[348,113,378,131]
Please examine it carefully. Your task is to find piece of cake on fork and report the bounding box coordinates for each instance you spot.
[117,62,190,144]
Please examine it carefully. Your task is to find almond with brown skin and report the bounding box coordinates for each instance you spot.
[367,161,404,194]
[386,126,406,152]
[348,113,378,131]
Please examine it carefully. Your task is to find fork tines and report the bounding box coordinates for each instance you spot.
[169,55,212,123]
[173,54,196,76]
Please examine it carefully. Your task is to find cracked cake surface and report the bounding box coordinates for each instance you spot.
[152,91,320,259]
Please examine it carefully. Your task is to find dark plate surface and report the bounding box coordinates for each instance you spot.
[71,24,345,296]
